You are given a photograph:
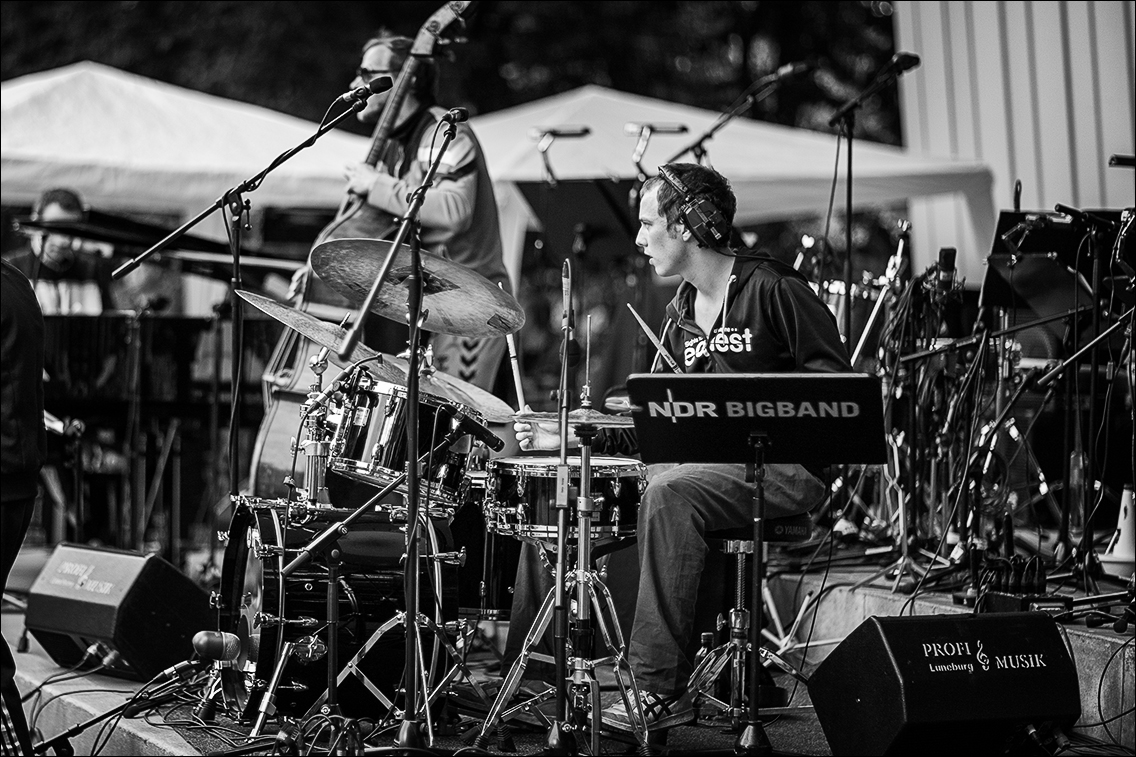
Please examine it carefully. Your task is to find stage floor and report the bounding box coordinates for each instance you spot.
[5,550,1134,756]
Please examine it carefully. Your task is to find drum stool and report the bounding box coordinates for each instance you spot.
[689,511,814,726]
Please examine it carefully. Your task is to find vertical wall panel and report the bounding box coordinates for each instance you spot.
[972,2,1016,208]
[1003,1,1044,207]
[1094,0,1136,206]
[1065,1,1104,207]
[895,0,1136,287]
[1034,0,1076,208]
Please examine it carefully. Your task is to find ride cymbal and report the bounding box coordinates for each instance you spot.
[311,238,525,338]
[237,291,514,422]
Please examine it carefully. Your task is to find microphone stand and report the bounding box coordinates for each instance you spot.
[333,118,462,749]
[827,61,915,351]
[109,93,374,559]
[545,258,575,755]
[665,73,784,165]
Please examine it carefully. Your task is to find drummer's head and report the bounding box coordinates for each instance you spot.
[354,28,437,124]
[636,164,736,275]
[29,188,87,272]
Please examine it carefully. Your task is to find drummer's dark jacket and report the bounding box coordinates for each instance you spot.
[594,252,851,457]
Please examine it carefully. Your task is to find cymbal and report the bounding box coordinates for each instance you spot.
[417,369,515,425]
[236,291,514,422]
[513,407,636,428]
[311,238,525,338]
[237,291,402,381]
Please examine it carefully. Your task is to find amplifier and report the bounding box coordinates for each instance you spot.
[25,543,212,681]
[808,612,1081,756]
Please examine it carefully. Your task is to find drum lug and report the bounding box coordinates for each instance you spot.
[432,547,467,567]
[255,612,280,628]
[255,544,284,560]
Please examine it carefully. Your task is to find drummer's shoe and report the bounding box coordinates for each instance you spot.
[598,688,695,732]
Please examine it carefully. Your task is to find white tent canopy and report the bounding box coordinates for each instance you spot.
[472,85,996,278]
[1,61,372,213]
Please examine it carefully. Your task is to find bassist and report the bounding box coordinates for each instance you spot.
[292,27,511,396]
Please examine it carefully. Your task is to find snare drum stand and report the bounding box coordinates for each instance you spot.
[470,422,650,755]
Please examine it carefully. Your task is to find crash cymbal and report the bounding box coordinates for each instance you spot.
[311,238,525,338]
[417,369,516,425]
[513,407,636,428]
[237,291,515,422]
[237,291,402,381]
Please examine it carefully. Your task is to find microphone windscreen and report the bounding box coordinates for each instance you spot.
[192,630,242,662]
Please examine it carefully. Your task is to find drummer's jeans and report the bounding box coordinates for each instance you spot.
[503,462,823,697]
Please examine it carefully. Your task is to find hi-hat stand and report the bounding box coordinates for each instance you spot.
[469,259,650,754]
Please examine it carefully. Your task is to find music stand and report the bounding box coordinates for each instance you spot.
[626,372,886,754]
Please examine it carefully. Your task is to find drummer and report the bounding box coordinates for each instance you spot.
[294,28,512,403]
[510,163,851,732]
[8,188,115,315]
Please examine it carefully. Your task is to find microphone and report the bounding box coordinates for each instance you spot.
[441,107,469,124]
[192,630,241,662]
[530,126,591,139]
[771,60,815,81]
[935,246,957,300]
[1054,203,1119,231]
[561,259,573,332]
[459,416,505,452]
[336,75,394,103]
[623,122,689,135]
[882,51,921,76]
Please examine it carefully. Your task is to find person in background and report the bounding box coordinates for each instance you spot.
[0,258,47,755]
[294,27,511,396]
[8,188,114,315]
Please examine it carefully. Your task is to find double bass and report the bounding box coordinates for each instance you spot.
[250,2,476,497]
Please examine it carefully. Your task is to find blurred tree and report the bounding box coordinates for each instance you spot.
[1,0,898,143]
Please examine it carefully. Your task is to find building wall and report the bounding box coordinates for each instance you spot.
[894,0,1135,286]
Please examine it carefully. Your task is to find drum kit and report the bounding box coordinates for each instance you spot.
[214,239,648,750]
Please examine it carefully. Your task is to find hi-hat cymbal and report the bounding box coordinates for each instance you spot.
[237,291,403,379]
[513,407,636,428]
[311,238,525,338]
[237,291,514,422]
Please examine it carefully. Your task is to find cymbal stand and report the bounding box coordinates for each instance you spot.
[297,340,340,508]
[334,119,465,749]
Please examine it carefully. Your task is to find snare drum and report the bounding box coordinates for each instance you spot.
[218,496,456,718]
[328,369,482,516]
[483,457,645,547]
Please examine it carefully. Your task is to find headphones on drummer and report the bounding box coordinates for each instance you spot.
[657,165,733,250]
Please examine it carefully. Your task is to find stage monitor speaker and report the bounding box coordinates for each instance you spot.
[808,612,1081,756]
[25,543,212,681]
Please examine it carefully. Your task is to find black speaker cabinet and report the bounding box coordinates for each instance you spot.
[808,612,1081,756]
[25,543,212,681]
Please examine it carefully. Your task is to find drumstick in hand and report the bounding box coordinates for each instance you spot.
[501,282,526,410]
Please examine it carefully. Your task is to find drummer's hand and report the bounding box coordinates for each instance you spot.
[344,163,380,197]
[514,405,559,452]
[287,264,309,303]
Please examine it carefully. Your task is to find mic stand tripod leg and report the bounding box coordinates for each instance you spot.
[251,641,297,738]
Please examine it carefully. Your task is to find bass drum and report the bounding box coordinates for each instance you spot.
[218,497,456,719]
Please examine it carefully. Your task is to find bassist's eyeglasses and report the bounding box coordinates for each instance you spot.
[355,68,395,82]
